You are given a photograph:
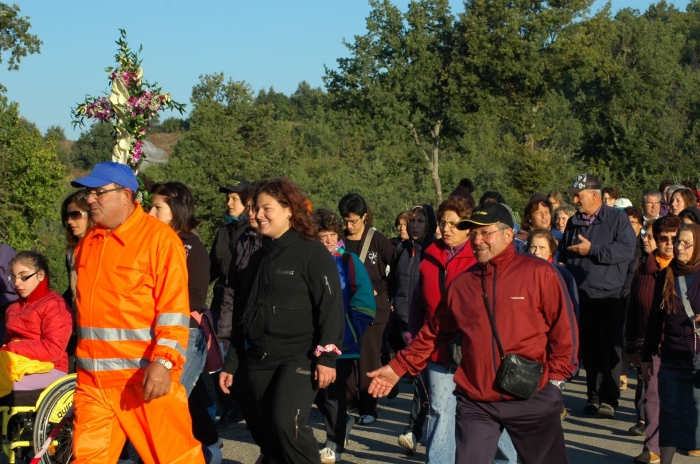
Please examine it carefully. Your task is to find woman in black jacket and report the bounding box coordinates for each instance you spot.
[148,181,221,463]
[338,193,396,425]
[220,178,344,464]
[642,223,700,463]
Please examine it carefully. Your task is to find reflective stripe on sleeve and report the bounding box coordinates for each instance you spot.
[155,313,189,328]
[156,338,187,358]
[77,327,154,342]
[75,357,149,372]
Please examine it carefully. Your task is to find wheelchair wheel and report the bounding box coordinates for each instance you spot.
[32,376,76,464]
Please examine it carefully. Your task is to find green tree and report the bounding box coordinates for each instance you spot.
[71,121,113,170]
[325,0,461,203]
[0,3,41,91]
[0,95,67,288]
[146,73,288,244]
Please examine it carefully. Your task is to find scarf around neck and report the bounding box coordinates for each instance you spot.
[240,228,300,335]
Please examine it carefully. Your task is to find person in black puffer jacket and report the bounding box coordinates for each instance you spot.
[219,179,344,464]
[389,204,437,454]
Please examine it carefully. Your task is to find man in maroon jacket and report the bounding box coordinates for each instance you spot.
[368,202,579,464]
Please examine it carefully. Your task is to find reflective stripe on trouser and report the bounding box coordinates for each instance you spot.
[71,381,204,464]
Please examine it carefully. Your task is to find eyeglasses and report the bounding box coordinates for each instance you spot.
[438,220,460,230]
[469,229,504,240]
[81,187,124,201]
[66,210,88,221]
[658,235,676,243]
[676,241,694,250]
[343,217,362,226]
[7,271,38,284]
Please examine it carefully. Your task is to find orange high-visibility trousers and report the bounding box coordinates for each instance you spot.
[71,381,204,464]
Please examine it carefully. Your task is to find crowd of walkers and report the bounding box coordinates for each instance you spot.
[2,163,700,464]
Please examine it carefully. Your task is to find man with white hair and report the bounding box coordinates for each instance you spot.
[559,174,636,420]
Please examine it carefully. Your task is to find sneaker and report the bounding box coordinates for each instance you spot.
[560,407,568,421]
[358,415,376,425]
[628,420,646,436]
[597,403,615,419]
[688,450,700,457]
[319,447,341,463]
[582,401,599,415]
[397,431,417,455]
[344,415,355,448]
[632,450,660,463]
[207,445,223,464]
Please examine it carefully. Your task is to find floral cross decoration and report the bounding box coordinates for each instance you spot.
[71,29,185,172]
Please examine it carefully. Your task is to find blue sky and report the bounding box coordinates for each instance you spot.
[4,0,691,139]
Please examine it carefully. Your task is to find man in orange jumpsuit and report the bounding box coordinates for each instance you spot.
[71,162,204,464]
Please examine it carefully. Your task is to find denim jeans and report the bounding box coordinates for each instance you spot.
[427,361,518,464]
[426,361,457,464]
[180,327,207,396]
[494,429,517,464]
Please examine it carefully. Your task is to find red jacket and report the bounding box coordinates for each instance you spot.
[3,279,73,372]
[391,244,579,402]
[407,240,477,365]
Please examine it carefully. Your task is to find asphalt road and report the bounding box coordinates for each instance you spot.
[219,370,698,463]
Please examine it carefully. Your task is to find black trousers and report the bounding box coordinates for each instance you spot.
[455,383,567,464]
[231,358,266,452]
[315,358,354,451]
[579,297,626,409]
[405,370,429,438]
[248,354,320,464]
[349,322,384,417]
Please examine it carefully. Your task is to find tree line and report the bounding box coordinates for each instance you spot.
[3,0,700,291]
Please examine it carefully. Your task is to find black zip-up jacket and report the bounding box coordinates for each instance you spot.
[390,204,437,325]
[218,227,261,341]
[223,229,344,374]
[208,219,247,316]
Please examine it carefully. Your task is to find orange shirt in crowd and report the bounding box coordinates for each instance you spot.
[74,204,190,388]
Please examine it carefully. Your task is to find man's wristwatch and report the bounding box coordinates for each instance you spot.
[153,358,173,370]
[548,379,566,390]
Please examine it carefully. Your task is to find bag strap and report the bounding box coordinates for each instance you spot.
[481,269,505,360]
[678,276,700,337]
[438,268,446,294]
[359,227,375,264]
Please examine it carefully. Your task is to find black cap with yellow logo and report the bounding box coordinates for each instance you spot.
[456,203,514,230]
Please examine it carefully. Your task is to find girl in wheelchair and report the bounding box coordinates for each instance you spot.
[3,251,73,393]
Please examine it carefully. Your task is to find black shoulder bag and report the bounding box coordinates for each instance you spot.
[481,270,543,399]
[440,269,462,370]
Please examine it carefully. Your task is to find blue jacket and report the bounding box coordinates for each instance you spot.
[558,205,636,301]
[333,250,376,359]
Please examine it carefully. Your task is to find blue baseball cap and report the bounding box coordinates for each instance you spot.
[71,162,139,192]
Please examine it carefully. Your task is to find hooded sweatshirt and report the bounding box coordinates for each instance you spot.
[390,204,437,326]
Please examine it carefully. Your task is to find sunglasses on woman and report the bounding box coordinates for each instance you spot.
[66,210,88,220]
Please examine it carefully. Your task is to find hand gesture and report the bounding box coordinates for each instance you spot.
[219,372,234,394]
[315,365,336,389]
[367,365,400,398]
[567,234,591,256]
[142,361,171,401]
